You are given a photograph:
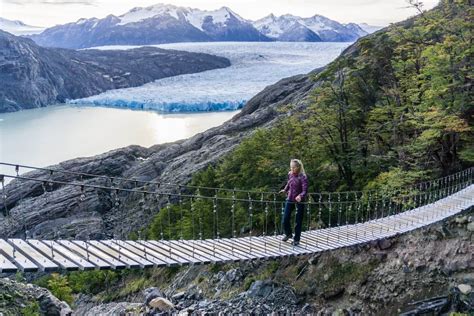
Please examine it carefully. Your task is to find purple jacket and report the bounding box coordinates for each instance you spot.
[284,172,308,202]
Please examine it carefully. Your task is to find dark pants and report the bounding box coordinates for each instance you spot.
[282,200,304,242]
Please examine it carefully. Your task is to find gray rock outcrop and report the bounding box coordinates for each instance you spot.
[0,278,72,315]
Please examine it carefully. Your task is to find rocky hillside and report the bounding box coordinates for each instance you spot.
[75,210,474,315]
[0,30,230,113]
[1,209,472,315]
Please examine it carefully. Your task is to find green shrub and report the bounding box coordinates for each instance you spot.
[21,301,40,316]
[47,273,73,306]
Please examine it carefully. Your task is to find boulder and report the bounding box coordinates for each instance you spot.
[457,284,472,295]
[149,297,175,311]
[246,280,273,298]
[144,287,164,306]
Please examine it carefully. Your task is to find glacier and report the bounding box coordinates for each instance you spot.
[70,42,351,112]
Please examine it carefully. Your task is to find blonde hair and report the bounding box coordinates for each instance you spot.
[290,159,306,176]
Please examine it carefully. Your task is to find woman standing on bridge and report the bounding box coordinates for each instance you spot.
[279,159,308,246]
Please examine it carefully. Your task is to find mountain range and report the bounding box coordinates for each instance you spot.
[9,4,382,49]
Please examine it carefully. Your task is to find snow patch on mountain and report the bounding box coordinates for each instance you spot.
[0,17,44,35]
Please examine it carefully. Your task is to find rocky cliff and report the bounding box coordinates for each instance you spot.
[0,30,230,113]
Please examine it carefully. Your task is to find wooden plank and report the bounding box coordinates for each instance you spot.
[305,228,357,248]
[0,239,38,272]
[198,239,253,262]
[27,239,79,271]
[304,230,343,248]
[129,240,182,266]
[57,240,111,270]
[8,239,59,272]
[236,236,288,258]
[178,240,239,262]
[261,236,313,255]
[0,252,18,273]
[108,240,169,267]
[146,240,204,265]
[300,232,334,251]
[39,240,95,271]
[203,239,257,260]
[85,241,137,269]
[167,240,222,263]
[299,231,337,251]
[245,236,301,257]
[215,238,275,260]
[136,240,193,265]
[100,240,155,269]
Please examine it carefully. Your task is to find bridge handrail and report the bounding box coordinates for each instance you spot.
[1,162,472,197]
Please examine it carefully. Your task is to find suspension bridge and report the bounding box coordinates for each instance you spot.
[0,163,472,273]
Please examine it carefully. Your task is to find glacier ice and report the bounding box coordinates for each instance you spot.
[70,42,350,112]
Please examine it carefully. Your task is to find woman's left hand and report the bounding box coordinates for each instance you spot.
[295,195,301,202]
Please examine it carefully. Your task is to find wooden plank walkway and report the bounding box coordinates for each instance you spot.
[0,185,472,273]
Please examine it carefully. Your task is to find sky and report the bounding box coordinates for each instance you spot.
[0,0,439,28]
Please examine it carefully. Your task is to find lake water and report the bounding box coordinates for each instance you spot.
[0,105,237,179]
[0,41,350,178]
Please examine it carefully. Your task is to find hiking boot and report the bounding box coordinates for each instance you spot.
[281,235,292,242]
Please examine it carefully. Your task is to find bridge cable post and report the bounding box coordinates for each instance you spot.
[1,174,9,217]
[231,190,236,256]
[355,193,360,239]
[213,189,218,257]
[367,192,372,237]
[306,194,311,249]
[51,231,56,261]
[16,166,30,240]
[327,193,331,244]
[337,192,341,241]
[375,192,382,234]
[167,194,172,259]
[262,193,268,253]
[191,196,196,258]
[86,235,90,262]
[248,192,253,256]
[318,193,322,230]
[363,193,368,237]
[328,193,332,229]
[374,191,379,221]
[346,193,350,240]
[178,186,184,242]
[273,193,277,238]
[197,188,203,244]
[293,197,297,249]
[158,194,164,243]
[279,200,284,252]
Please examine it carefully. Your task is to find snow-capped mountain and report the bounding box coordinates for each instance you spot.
[254,14,369,42]
[253,14,322,42]
[0,17,44,35]
[28,3,380,48]
[358,23,384,34]
[29,4,271,49]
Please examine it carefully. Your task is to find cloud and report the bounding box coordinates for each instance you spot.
[4,0,97,5]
